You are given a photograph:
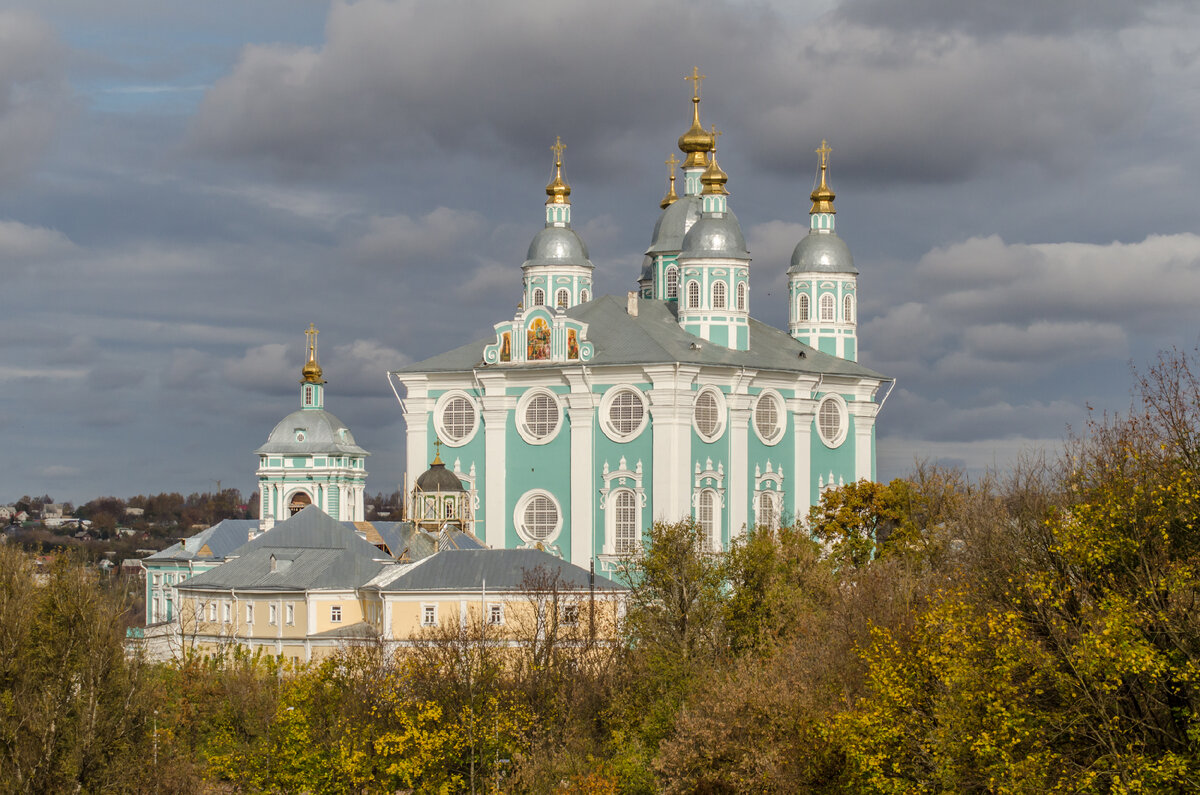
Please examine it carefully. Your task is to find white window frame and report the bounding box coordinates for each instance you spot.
[422,603,438,627]
[752,390,786,446]
[736,282,747,311]
[756,490,782,531]
[207,603,217,623]
[686,280,700,309]
[599,385,649,443]
[666,266,678,299]
[513,489,563,546]
[697,489,720,552]
[561,603,579,626]
[433,390,481,448]
[691,386,728,443]
[286,603,295,625]
[223,601,231,624]
[797,293,810,322]
[269,603,278,625]
[246,603,254,625]
[488,603,504,626]
[599,457,647,556]
[515,389,563,446]
[711,280,727,309]
[580,288,590,303]
[816,393,849,448]
[532,287,545,306]
[330,604,342,623]
[555,288,570,309]
[819,293,835,322]
[844,293,855,324]
[692,458,726,552]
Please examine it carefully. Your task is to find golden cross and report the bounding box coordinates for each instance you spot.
[433,439,443,460]
[710,125,723,151]
[816,139,832,169]
[305,322,319,356]
[665,152,680,177]
[550,135,566,165]
[686,66,705,100]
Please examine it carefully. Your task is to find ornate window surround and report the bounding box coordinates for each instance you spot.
[692,457,726,552]
[598,456,646,556]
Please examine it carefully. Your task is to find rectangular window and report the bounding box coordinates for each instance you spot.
[286,603,295,625]
[331,605,342,623]
[246,603,254,624]
[207,603,216,622]
[153,573,161,586]
[269,604,278,625]
[561,604,579,626]
[422,604,437,626]
[488,604,503,626]
[223,602,231,623]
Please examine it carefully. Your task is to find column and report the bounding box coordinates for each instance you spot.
[792,382,817,526]
[850,401,878,482]
[397,376,431,492]
[726,392,752,539]
[646,365,697,521]
[478,373,510,550]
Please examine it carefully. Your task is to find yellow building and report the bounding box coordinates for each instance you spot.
[174,505,625,662]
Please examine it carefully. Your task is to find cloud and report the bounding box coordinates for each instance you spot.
[224,342,294,394]
[326,339,410,396]
[835,0,1153,37]
[189,0,1147,188]
[0,11,69,184]
[0,220,75,260]
[350,207,486,266]
[39,464,81,478]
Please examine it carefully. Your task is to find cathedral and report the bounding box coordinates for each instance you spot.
[388,71,892,574]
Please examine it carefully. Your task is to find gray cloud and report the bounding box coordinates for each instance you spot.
[835,0,1155,37]
[0,12,69,185]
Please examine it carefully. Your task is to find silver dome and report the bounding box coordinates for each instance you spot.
[256,409,369,456]
[523,225,593,269]
[638,255,654,284]
[788,232,857,275]
[647,195,703,255]
[679,212,749,259]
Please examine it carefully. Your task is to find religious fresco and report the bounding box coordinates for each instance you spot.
[568,328,579,359]
[527,317,551,360]
[500,332,511,362]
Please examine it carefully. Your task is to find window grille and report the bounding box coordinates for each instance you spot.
[615,490,637,553]
[441,396,475,442]
[608,390,644,436]
[522,495,558,540]
[694,391,720,437]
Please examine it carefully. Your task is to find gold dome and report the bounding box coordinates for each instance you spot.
[677,67,715,169]
[701,129,729,196]
[810,139,836,215]
[545,135,571,205]
[301,323,325,384]
[660,153,680,208]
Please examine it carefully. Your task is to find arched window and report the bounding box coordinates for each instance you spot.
[687,280,700,309]
[797,294,810,322]
[698,490,716,551]
[757,491,779,531]
[532,288,545,306]
[712,281,727,309]
[580,289,590,303]
[556,288,570,309]
[736,282,746,311]
[819,293,835,322]
[844,294,854,324]
[614,490,637,553]
[666,266,678,299]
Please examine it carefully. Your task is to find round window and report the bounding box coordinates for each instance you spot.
[693,389,725,441]
[816,395,848,448]
[754,392,784,445]
[435,392,479,446]
[609,389,648,439]
[515,491,561,543]
[518,390,561,444]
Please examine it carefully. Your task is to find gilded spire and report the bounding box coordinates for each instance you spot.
[700,126,729,196]
[677,67,715,169]
[660,153,680,208]
[545,136,571,205]
[810,139,836,215]
[301,323,325,384]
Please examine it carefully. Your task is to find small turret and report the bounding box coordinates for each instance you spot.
[521,137,594,310]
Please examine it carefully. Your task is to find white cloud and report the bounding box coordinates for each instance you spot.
[351,207,486,266]
[223,343,293,393]
[0,220,75,259]
[0,11,69,184]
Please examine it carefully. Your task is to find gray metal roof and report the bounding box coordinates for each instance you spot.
[371,548,626,593]
[647,195,702,254]
[680,212,749,259]
[523,225,593,269]
[179,507,391,591]
[256,408,369,456]
[789,231,857,275]
[394,295,887,380]
[145,519,257,562]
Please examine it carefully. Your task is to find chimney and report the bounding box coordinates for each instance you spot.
[626,291,639,317]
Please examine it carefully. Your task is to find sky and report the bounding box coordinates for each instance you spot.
[3,0,1200,504]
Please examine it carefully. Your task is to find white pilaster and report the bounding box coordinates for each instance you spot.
[478,373,510,550]
[850,401,878,482]
[727,392,752,538]
[397,376,431,490]
[792,392,816,526]
[646,365,698,521]
[565,371,596,568]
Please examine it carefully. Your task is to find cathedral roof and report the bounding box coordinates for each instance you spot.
[145,519,257,562]
[523,225,593,269]
[414,461,466,492]
[256,408,369,456]
[789,231,857,275]
[394,295,886,380]
[646,194,703,254]
[680,213,748,259]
